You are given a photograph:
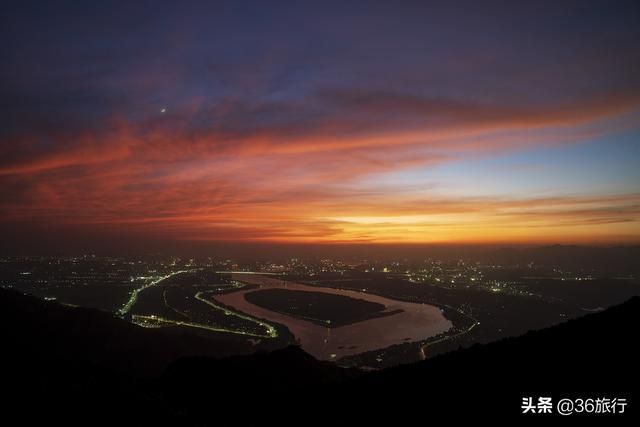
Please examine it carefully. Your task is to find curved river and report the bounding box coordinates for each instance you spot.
[212,274,452,361]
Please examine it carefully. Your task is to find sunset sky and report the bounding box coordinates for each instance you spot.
[1,0,639,251]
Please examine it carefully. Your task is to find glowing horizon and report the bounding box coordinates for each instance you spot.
[1,1,639,250]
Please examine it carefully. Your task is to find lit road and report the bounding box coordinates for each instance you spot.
[116,269,195,317]
[130,313,275,338]
[195,291,277,338]
[118,269,278,338]
[419,307,479,360]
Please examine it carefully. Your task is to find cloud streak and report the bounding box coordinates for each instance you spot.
[1,0,640,247]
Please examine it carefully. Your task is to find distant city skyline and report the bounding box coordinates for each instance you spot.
[1,0,639,251]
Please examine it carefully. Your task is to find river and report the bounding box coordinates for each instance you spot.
[212,274,452,361]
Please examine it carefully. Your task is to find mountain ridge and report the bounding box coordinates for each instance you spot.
[1,288,637,423]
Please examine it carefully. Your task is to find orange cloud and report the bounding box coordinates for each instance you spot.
[1,90,639,245]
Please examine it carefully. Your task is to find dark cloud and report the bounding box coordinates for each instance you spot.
[1,0,639,248]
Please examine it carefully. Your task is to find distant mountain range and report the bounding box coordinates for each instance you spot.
[2,288,637,424]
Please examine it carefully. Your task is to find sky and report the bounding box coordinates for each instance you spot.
[1,0,639,252]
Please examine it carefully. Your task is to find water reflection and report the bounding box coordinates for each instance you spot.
[213,274,452,361]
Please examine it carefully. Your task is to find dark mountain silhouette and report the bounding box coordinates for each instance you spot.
[1,288,637,424]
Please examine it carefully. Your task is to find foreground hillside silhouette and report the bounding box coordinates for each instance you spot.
[1,288,637,424]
